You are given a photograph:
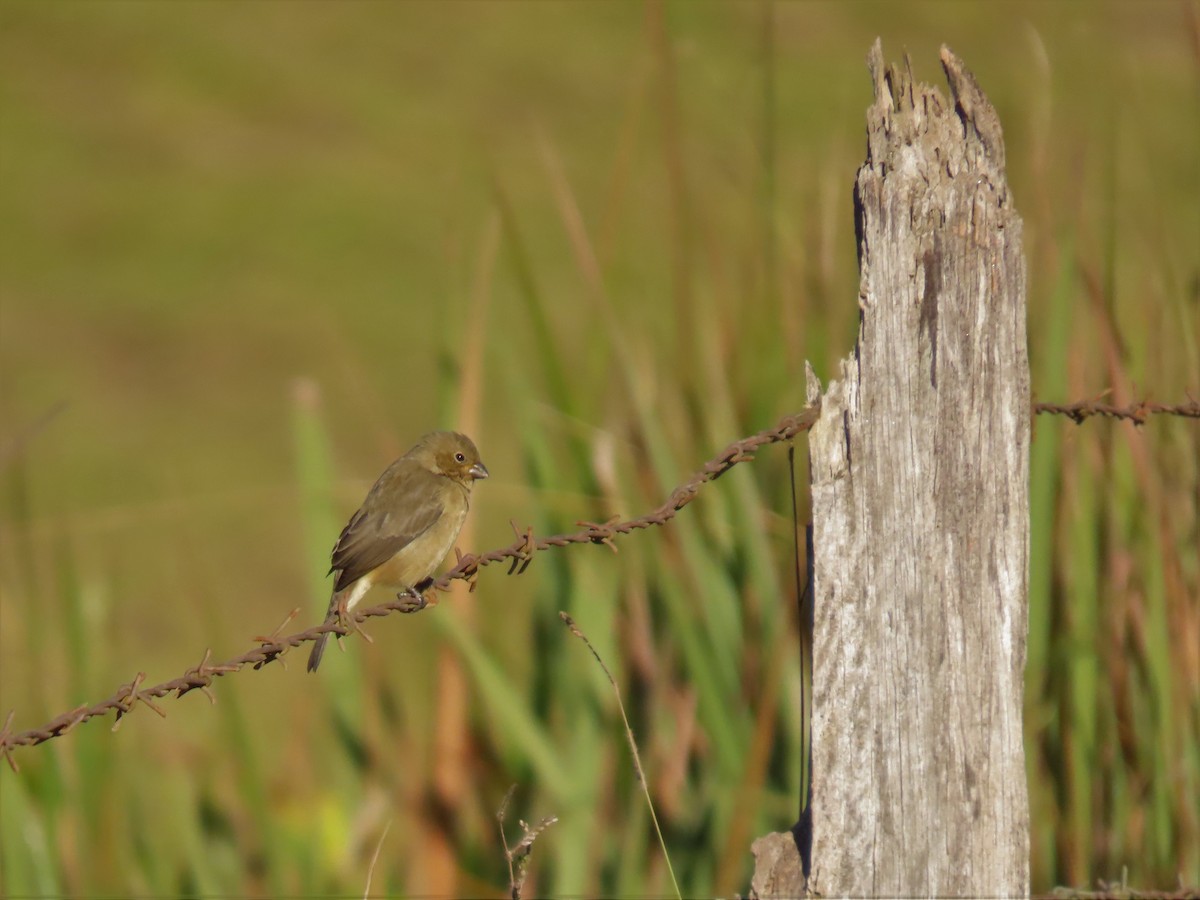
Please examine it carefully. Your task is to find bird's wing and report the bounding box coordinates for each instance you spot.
[329,468,445,592]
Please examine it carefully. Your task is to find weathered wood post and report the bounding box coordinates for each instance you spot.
[752,41,1030,898]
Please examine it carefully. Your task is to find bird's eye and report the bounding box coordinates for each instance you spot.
[455,452,466,463]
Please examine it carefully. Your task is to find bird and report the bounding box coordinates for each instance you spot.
[306,431,488,672]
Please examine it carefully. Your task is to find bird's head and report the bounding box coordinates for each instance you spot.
[417,431,489,487]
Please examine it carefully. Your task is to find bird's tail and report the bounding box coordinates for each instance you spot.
[307,593,340,673]
[306,631,331,673]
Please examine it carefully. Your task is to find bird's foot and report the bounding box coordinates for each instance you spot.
[397,587,428,614]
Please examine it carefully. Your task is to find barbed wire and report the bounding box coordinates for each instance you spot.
[1033,396,1199,424]
[2,395,1195,769]
[0,406,823,770]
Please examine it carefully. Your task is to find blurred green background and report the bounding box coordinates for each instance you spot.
[1,1,1197,896]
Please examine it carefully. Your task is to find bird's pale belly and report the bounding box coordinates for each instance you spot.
[345,505,467,610]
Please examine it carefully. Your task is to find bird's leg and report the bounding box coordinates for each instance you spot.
[397,586,427,614]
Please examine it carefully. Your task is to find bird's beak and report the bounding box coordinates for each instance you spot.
[469,462,490,480]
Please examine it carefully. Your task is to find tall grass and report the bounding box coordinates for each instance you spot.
[1,2,1197,896]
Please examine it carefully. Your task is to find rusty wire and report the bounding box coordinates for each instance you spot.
[0,406,822,769]
[1033,397,1200,425]
[2,395,1195,769]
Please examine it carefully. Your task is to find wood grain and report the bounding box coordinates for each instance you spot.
[755,40,1030,898]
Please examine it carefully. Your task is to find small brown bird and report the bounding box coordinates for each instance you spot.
[307,431,488,672]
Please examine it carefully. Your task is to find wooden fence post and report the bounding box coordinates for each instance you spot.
[752,41,1030,898]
